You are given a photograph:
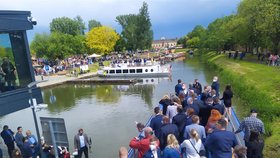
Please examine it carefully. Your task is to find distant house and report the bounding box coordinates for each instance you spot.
[152,37,178,50]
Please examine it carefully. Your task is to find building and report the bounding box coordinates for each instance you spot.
[151,37,178,50]
[0,11,42,116]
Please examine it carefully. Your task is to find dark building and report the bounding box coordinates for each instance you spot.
[0,11,42,116]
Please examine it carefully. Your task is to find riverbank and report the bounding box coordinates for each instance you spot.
[201,51,280,157]
[35,72,97,88]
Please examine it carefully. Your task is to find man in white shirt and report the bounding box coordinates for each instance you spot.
[74,128,91,158]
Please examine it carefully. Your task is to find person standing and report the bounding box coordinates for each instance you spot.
[26,130,39,158]
[0,125,15,158]
[205,118,238,158]
[1,58,16,90]
[235,109,265,147]
[15,126,24,152]
[22,137,33,158]
[142,136,161,158]
[150,107,163,139]
[74,128,90,158]
[193,79,202,95]
[246,131,264,158]
[183,115,206,142]
[211,76,220,96]
[221,85,233,118]
[162,134,180,158]
[198,97,213,127]
[136,123,145,140]
[175,79,183,96]
[159,95,172,115]
[129,127,159,158]
[181,129,204,158]
[172,106,188,143]
[159,116,179,150]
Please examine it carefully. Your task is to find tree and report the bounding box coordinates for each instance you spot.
[30,33,86,60]
[255,0,280,53]
[116,2,153,51]
[187,37,200,48]
[116,14,139,51]
[30,33,51,58]
[74,15,86,35]
[136,2,153,50]
[50,16,84,36]
[86,26,120,54]
[88,19,102,31]
[114,36,126,52]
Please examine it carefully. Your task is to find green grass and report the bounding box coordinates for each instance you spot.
[203,52,280,157]
[175,48,187,53]
[88,63,99,72]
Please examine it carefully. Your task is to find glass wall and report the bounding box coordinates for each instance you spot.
[0,32,32,93]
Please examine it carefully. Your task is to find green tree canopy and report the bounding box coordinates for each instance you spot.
[88,19,102,31]
[183,0,280,53]
[50,16,85,36]
[86,26,120,55]
[30,32,86,60]
[116,2,153,51]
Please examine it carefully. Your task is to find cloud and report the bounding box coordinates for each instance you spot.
[1,0,240,39]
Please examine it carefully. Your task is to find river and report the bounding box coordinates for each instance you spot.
[0,59,212,158]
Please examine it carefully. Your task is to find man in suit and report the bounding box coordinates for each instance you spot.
[150,107,163,139]
[175,79,183,96]
[0,125,15,158]
[172,106,188,143]
[159,116,179,150]
[143,136,161,158]
[74,128,91,158]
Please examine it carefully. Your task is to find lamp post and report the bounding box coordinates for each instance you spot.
[27,80,47,158]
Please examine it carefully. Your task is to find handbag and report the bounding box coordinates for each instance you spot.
[188,139,206,157]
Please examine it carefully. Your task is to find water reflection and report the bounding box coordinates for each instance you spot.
[42,83,159,113]
[0,60,211,158]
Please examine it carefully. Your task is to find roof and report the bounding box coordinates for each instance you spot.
[0,10,34,31]
[152,39,178,44]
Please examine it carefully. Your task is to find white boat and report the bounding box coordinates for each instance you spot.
[97,61,171,77]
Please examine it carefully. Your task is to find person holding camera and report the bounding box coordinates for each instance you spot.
[129,127,159,158]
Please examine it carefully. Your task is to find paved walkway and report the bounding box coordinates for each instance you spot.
[35,72,98,88]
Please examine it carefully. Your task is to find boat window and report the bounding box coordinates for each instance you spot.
[123,69,128,73]
[129,69,135,73]
[116,70,121,73]
[136,69,142,73]
[151,69,154,72]
[145,69,148,72]
[109,70,115,74]
[105,70,108,74]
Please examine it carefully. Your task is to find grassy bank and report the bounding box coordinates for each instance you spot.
[202,51,280,157]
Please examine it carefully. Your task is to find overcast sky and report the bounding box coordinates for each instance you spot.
[1,0,240,40]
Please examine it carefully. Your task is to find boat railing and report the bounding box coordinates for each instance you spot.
[109,61,161,68]
[127,115,154,158]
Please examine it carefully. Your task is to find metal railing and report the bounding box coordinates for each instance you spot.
[127,115,154,158]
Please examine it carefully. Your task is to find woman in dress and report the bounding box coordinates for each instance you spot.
[221,85,233,118]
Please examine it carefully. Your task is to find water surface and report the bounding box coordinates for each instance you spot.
[0,60,211,158]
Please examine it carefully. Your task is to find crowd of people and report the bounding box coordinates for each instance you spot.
[127,76,265,158]
[0,126,71,158]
